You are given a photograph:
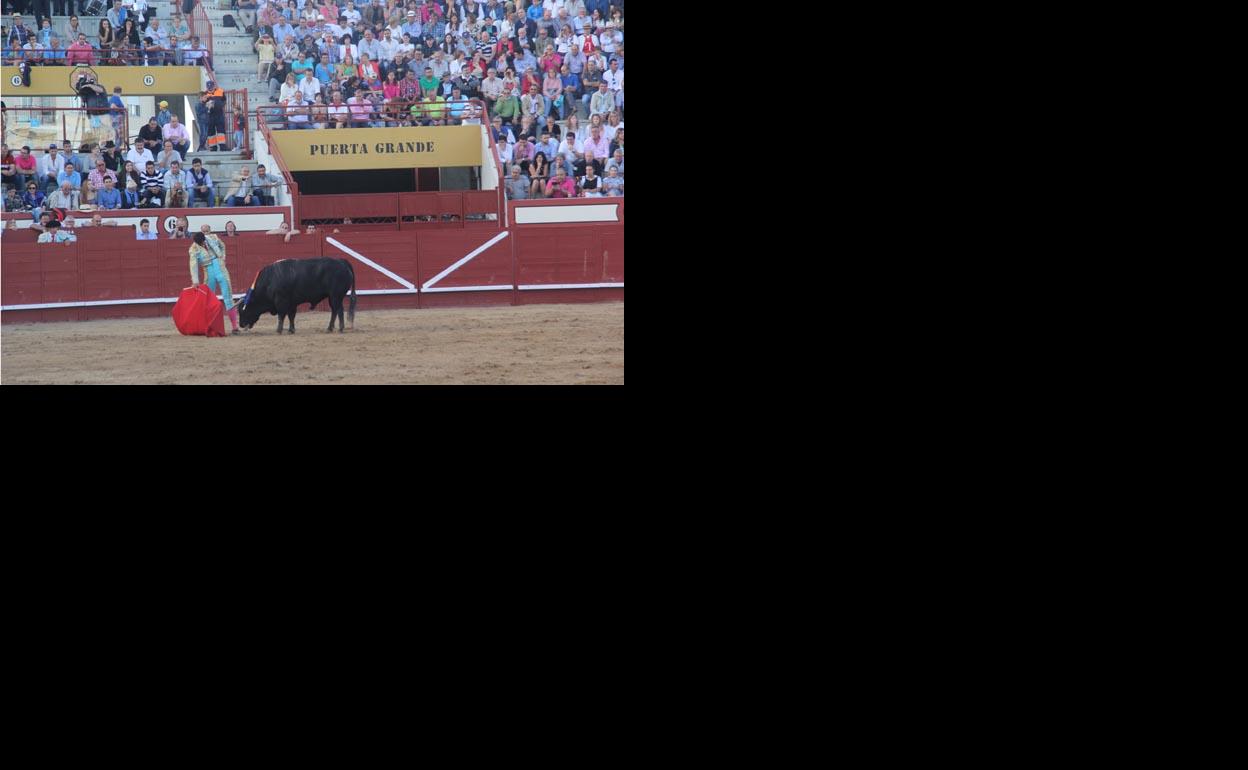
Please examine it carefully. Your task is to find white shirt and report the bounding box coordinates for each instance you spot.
[297,75,322,101]
[497,142,512,165]
[557,137,581,164]
[38,153,64,178]
[126,147,155,167]
[603,68,622,92]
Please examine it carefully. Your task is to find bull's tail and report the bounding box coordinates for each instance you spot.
[347,261,357,330]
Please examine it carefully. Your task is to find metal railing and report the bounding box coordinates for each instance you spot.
[1,46,213,66]
[257,98,486,129]
[253,102,301,224]
[187,1,215,69]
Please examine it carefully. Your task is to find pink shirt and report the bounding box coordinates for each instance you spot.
[66,41,95,65]
[163,123,190,143]
[583,134,609,160]
[545,177,576,198]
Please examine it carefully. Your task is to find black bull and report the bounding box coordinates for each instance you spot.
[239,258,357,334]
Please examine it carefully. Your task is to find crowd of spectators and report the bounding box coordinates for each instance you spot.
[248,0,622,196]
[3,136,281,211]
[3,1,210,66]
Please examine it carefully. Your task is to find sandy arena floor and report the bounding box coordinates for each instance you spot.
[1,302,624,384]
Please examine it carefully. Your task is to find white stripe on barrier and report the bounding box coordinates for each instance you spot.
[325,237,416,290]
[421,285,514,293]
[518,283,625,290]
[422,231,510,289]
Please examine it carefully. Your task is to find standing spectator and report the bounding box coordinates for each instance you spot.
[135,218,158,240]
[257,32,277,82]
[602,56,622,110]
[268,56,292,103]
[202,81,227,152]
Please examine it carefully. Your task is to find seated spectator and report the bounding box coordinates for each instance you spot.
[548,152,574,181]
[606,149,624,177]
[528,151,549,198]
[119,179,141,209]
[37,146,65,193]
[139,161,165,208]
[21,181,45,220]
[544,165,576,198]
[142,36,165,66]
[63,141,83,175]
[163,160,192,203]
[156,141,182,172]
[349,89,377,126]
[537,131,558,162]
[65,33,95,65]
[46,180,79,211]
[446,85,470,123]
[95,177,123,210]
[557,131,583,166]
[44,35,65,64]
[282,92,309,128]
[57,162,82,192]
[126,141,155,170]
[511,135,534,172]
[135,218,158,240]
[187,158,214,208]
[225,167,260,207]
[297,67,322,103]
[13,146,38,190]
[162,114,191,158]
[252,165,278,206]
[579,164,603,197]
[81,179,97,207]
[589,80,612,118]
[326,90,350,127]
[88,158,118,191]
[138,117,164,154]
[573,150,602,178]
[583,125,610,160]
[279,71,300,105]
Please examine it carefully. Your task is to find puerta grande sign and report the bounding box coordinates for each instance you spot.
[269,126,482,171]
